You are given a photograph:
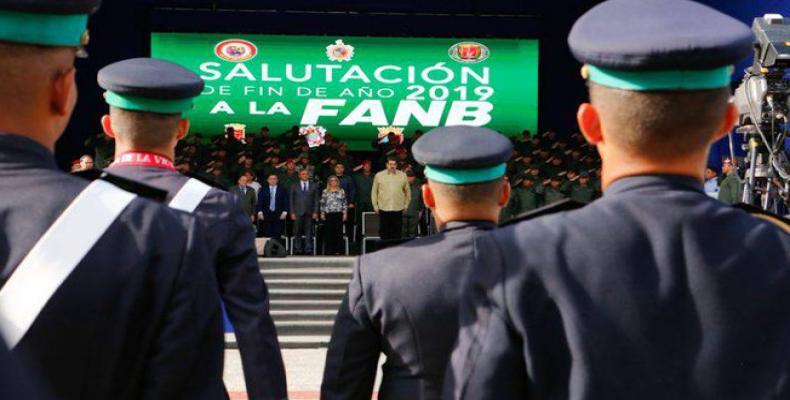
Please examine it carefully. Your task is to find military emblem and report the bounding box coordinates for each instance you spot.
[326,40,355,62]
[225,123,247,141]
[376,126,405,145]
[215,39,258,62]
[300,125,327,148]
[448,42,490,64]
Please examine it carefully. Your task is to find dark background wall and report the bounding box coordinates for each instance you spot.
[57,0,790,168]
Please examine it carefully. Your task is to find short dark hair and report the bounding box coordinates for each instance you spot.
[110,107,181,149]
[588,82,730,158]
[429,178,504,206]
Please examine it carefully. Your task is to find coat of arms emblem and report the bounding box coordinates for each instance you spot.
[326,40,355,62]
[449,42,490,64]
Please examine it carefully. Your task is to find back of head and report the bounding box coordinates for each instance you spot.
[108,107,181,150]
[428,178,505,208]
[588,83,731,158]
[0,1,100,146]
[413,126,512,223]
[97,57,204,153]
[567,0,751,183]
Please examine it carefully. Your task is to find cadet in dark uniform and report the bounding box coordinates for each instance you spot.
[321,126,512,400]
[0,4,225,399]
[0,341,50,400]
[509,176,541,215]
[569,172,596,203]
[96,58,287,400]
[447,1,790,399]
[402,169,424,238]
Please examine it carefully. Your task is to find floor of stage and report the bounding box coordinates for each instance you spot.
[223,349,384,399]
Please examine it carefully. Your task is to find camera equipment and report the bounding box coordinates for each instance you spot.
[733,14,790,215]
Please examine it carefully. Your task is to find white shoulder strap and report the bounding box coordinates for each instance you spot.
[169,178,212,213]
[0,180,136,348]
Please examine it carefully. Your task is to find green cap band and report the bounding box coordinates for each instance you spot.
[587,65,733,91]
[0,10,88,47]
[424,164,507,185]
[104,91,195,115]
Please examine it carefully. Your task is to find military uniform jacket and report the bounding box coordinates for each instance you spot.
[510,186,541,215]
[353,172,374,207]
[718,172,743,205]
[447,175,790,400]
[405,181,424,217]
[108,164,287,400]
[0,134,225,400]
[0,341,51,400]
[322,221,496,400]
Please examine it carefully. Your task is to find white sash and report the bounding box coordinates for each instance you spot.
[0,180,136,348]
[168,178,212,213]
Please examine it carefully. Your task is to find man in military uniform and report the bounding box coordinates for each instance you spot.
[447,1,790,398]
[569,172,597,203]
[97,58,287,400]
[402,170,424,238]
[0,342,50,399]
[509,176,541,216]
[321,126,512,400]
[279,158,299,189]
[0,4,225,399]
[718,158,743,204]
[540,175,568,205]
[353,160,375,245]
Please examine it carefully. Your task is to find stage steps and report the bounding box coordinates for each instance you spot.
[225,256,355,349]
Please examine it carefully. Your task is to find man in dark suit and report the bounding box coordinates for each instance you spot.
[0,5,224,399]
[321,127,512,400]
[98,58,287,400]
[257,173,290,240]
[446,1,790,399]
[230,173,257,222]
[289,169,320,255]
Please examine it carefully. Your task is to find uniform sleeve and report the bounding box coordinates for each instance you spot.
[445,233,528,400]
[347,177,356,205]
[0,342,51,400]
[288,186,296,214]
[321,259,381,400]
[219,199,288,400]
[141,215,226,400]
[403,176,412,211]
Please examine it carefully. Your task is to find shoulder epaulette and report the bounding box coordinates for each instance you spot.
[72,169,168,202]
[501,198,586,227]
[732,203,790,235]
[183,172,227,190]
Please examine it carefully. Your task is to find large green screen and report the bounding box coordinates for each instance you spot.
[151,33,538,149]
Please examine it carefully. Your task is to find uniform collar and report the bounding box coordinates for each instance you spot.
[605,174,704,196]
[0,133,57,170]
[442,220,497,233]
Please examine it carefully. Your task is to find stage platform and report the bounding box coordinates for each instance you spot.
[225,256,355,349]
